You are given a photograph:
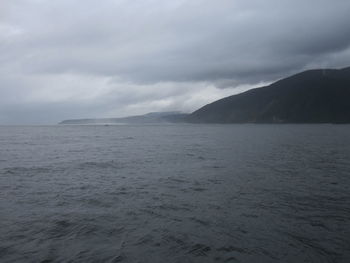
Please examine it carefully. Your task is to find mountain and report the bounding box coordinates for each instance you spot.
[59,112,188,124]
[59,67,350,125]
[187,67,350,123]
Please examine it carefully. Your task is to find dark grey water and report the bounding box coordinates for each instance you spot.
[0,124,350,263]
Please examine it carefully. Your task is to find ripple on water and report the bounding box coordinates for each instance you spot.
[0,125,350,262]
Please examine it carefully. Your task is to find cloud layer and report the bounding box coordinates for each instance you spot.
[1,0,350,123]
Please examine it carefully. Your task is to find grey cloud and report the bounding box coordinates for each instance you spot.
[1,0,350,123]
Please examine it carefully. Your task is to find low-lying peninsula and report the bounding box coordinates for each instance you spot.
[59,112,187,125]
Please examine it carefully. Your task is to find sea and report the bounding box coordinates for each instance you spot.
[0,124,349,263]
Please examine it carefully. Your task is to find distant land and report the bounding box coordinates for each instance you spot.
[60,67,350,124]
[59,112,188,125]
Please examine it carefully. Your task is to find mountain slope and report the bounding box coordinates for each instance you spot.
[187,67,350,123]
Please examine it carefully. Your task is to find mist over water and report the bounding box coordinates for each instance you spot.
[0,124,349,262]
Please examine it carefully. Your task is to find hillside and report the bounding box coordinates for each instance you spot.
[187,67,350,123]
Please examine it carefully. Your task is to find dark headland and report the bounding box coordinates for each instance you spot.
[187,67,350,123]
[60,67,350,124]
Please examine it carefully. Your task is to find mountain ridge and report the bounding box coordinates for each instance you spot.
[186,67,350,123]
[59,67,350,124]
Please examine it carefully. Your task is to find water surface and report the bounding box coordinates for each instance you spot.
[0,124,349,262]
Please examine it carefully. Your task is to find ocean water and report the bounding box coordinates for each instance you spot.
[0,124,349,263]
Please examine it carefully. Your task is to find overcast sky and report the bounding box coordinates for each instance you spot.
[1,0,350,124]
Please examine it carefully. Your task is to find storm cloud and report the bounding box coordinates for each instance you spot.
[1,0,350,124]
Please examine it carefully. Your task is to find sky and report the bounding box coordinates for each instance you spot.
[1,0,350,124]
